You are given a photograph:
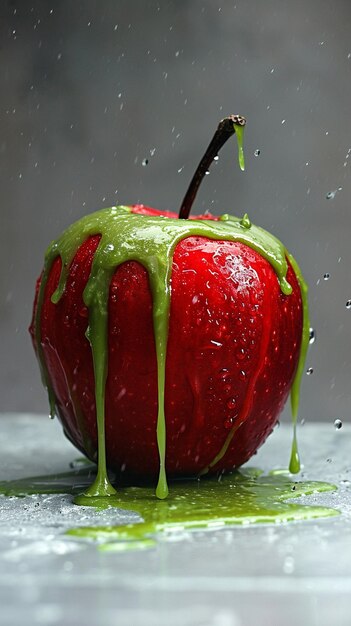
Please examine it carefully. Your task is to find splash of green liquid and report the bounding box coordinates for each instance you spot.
[0,465,338,550]
[34,128,309,503]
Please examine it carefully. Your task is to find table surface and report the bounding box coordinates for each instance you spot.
[0,414,350,626]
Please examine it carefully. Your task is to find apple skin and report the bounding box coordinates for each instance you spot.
[30,205,303,479]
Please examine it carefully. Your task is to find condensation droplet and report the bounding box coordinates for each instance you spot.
[224,418,234,430]
[226,398,237,410]
[334,419,342,430]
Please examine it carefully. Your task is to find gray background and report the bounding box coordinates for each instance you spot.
[1,0,350,425]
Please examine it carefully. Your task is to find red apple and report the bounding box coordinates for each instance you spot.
[29,116,307,498]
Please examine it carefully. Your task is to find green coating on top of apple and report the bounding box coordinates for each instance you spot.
[33,116,309,502]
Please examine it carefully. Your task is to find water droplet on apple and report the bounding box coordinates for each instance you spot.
[117,388,126,401]
[334,419,342,429]
[224,417,234,430]
[239,370,246,381]
[226,398,237,410]
[236,348,246,361]
[309,328,315,344]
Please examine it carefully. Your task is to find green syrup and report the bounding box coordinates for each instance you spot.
[0,464,338,550]
[34,124,310,505]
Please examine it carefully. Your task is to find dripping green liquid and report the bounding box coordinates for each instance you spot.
[34,207,309,502]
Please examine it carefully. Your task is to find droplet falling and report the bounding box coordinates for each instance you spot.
[309,328,316,344]
[142,158,148,167]
[323,273,330,281]
[326,187,342,200]
[334,419,342,430]
[346,300,351,309]
[306,367,314,375]
[254,149,261,156]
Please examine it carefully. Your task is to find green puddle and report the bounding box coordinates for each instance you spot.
[0,462,339,551]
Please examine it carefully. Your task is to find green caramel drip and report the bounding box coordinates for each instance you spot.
[0,465,338,550]
[34,206,309,502]
[234,123,245,171]
[286,253,310,474]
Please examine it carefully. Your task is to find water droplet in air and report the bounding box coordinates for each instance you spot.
[326,188,342,200]
[306,367,314,375]
[334,419,342,430]
[142,158,148,166]
[254,149,260,156]
[150,148,156,157]
[214,155,219,161]
[346,300,351,309]
[323,273,330,280]
[205,170,210,175]
[309,328,316,344]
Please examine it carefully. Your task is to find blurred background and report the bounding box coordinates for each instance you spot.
[0,0,350,427]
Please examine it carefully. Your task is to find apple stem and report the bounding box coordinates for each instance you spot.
[178,115,246,220]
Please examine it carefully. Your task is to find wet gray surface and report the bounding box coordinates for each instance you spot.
[0,414,350,625]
